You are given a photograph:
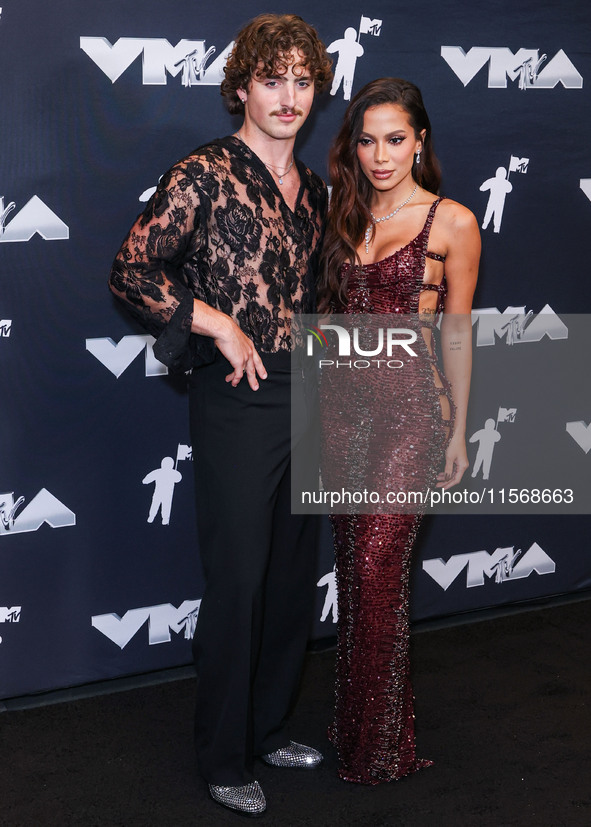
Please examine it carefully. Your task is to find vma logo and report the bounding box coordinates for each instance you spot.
[0,195,69,243]
[441,47,583,89]
[0,489,76,536]
[92,600,201,649]
[472,305,568,346]
[423,542,555,590]
[0,319,12,337]
[80,37,233,86]
[86,334,168,377]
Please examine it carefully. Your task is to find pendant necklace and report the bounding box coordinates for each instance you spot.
[235,132,294,185]
[365,184,418,254]
[264,156,294,185]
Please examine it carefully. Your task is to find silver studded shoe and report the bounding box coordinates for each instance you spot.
[208,780,266,817]
[261,740,323,769]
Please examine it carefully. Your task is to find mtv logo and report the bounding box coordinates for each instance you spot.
[0,319,12,337]
[359,16,382,36]
[508,155,529,174]
[0,606,21,623]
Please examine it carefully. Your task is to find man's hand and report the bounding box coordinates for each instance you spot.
[215,322,267,390]
[191,299,267,390]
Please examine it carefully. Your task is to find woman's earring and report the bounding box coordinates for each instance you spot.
[415,149,421,164]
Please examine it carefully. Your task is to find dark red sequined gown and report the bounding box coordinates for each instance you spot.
[322,198,451,784]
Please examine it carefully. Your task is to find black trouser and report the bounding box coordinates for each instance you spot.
[188,350,319,786]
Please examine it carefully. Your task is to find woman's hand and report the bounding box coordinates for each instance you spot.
[436,432,469,489]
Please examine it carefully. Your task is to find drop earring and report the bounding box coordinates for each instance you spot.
[415,149,421,164]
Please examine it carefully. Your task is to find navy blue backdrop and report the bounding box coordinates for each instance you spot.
[1,0,590,698]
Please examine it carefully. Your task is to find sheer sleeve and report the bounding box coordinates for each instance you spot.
[108,162,216,372]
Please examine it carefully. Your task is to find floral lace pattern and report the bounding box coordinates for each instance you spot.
[109,136,327,371]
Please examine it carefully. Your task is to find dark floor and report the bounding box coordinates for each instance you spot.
[2,601,590,826]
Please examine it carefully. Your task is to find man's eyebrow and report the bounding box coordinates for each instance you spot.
[261,67,312,81]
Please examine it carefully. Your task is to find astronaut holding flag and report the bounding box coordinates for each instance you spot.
[480,155,529,233]
[327,15,382,100]
[469,407,517,480]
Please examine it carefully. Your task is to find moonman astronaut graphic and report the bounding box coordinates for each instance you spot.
[480,167,513,233]
[327,28,364,101]
[317,566,338,623]
[469,418,501,480]
[143,457,182,525]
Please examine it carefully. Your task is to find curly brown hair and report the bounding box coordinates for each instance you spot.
[221,14,332,115]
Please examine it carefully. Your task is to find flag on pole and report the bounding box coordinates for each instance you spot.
[508,156,529,174]
[359,16,382,36]
[497,407,517,424]
[176,444,192,465]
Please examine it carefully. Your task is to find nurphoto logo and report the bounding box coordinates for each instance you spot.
[307,322,418,370]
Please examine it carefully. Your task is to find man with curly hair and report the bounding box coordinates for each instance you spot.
[109,14,332,817]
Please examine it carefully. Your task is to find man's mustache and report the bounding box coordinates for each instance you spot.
[270,107,305,117]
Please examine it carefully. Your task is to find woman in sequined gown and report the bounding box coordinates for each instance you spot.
[317,79,480,784]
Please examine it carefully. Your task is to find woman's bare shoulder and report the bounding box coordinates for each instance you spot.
[437,197,479,233]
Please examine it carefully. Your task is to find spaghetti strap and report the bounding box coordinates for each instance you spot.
[421,197,445,259]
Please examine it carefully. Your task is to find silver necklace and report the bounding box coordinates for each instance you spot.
[264,156,294,185]
[364,184,418,254]
[235,132,294,185]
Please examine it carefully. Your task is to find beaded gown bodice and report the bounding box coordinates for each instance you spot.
[343,198,447,317]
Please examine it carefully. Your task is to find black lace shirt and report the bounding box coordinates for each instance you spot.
[109,136,328,372]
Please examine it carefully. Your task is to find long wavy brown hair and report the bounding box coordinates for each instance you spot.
[222,14,332,115]
[318,78,441,311]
